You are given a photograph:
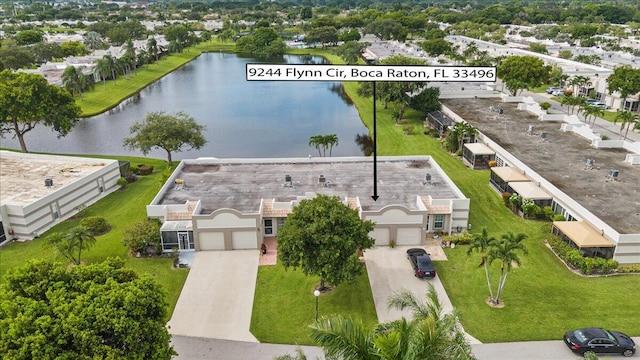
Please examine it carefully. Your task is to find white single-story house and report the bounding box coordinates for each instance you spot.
[146,156,470,252]
[0,151,121,245]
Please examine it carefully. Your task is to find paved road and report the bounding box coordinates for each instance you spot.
[172,336,640,359]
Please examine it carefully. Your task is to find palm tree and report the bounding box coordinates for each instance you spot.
[487,231,528,306]
[66,225,96,265]
[61,65,84,100]
[147,37,159,62]
[324,134,339,157]
[94,58,110,87]
[614,110,639,140]
[308,135,325,157]
[308,284,475,360]
[102,54,117,84]
[579,104,604,126]
[467,227,497,304]
[83,31,102,51]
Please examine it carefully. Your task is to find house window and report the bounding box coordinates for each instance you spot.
[264,219,273,235]
[434,215,444,230]
[277,218,286,230]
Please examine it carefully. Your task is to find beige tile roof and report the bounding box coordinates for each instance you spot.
[346,197,360,210]
[262,199,291,218]
[420,196,451,214]
[166,201,198,221]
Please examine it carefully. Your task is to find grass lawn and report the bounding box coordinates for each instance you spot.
[250,263,378,345]
[0,154,189,320]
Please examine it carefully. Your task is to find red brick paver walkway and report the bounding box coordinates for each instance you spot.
[258,237,277,266]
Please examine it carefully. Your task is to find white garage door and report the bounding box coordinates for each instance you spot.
[199,232,225,250]
[370,228,390,246]
[232,230,258,249]
[396,227,422,245]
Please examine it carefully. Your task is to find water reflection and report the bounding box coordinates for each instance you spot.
[1,53,369,160]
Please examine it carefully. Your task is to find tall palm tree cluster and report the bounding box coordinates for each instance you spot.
[443,122,477,154]
[467,228,528,306]
[308,134,339,157]
[286,285,475,360]
[89,37,166,90]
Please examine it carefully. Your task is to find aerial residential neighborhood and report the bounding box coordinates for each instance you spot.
[1,0,639,359]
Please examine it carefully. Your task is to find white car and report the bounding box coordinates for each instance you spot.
[593,102,611,109]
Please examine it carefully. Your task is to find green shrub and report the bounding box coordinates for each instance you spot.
[543,206,555,220]
[116,177,127,189]
[122,219,161,255]
[445,232,473,245]
[540,102,552,111]
[129,165,139,174]
[80,216,110,236]
[137,164,154,175]
[552,214,565,221]
[617,264,640,273]
[455,149,462,156]
[402,124,414,135]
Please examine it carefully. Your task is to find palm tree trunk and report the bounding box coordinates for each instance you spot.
[495,269,509,304]
[483,261,495,302]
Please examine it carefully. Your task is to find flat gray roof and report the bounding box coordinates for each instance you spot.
[442,98,640,234]
[160,157,464,213]
[0,151,117,207]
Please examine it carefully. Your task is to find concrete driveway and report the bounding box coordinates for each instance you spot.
[167,250,259,342]
[363,246,480,344]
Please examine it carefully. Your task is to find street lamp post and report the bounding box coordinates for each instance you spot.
[314,289,321,322]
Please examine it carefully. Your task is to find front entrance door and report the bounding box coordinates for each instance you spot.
[178,231,192,250]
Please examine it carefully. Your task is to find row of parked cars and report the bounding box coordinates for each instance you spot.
[405,247,635,357]
[545,87,611,109]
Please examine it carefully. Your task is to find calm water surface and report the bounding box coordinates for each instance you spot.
[1,53,368,159]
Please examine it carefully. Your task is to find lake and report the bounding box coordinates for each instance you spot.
[1,53,369,160]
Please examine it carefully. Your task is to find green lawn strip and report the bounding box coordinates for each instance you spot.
[250,263,378,345]
[0,154,188,320]
[78,41,235,117]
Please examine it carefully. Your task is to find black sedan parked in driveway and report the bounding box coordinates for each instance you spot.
[406,248,436,278]
[564,328,636,357]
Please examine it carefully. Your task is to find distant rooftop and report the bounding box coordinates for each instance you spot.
[442,98,640,234]
[0,151,116,207]
[160,157,465,213]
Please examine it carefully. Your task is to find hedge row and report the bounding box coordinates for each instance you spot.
[547,236,618,275]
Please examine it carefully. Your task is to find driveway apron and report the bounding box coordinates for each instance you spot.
[168,251,259,342]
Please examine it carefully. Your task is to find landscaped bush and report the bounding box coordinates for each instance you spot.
[543,206,555,220]
[136,164,154,175]
[129,165,139,174]
[116,177,127,189]
[80,216,110,236]
[122,219,161,255]
[423,128,440,138]
[488,160,497,167]
[445,232,473,245]
[552,214,566,221]
[617,264,640,273]
[402,124,414,135]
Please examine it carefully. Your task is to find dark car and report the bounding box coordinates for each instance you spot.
[564,328,636,357]
[406,248,436,278]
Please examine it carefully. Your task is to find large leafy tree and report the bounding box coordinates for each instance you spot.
[308,284,475,360]
[236,27,286,57]
[497,55,551,96]
[333,41,369,64]
[606,65,640,110]
[123,111,207,165]
[0,258,176,359]
[0,70,81,152]
[277,194,375,290]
